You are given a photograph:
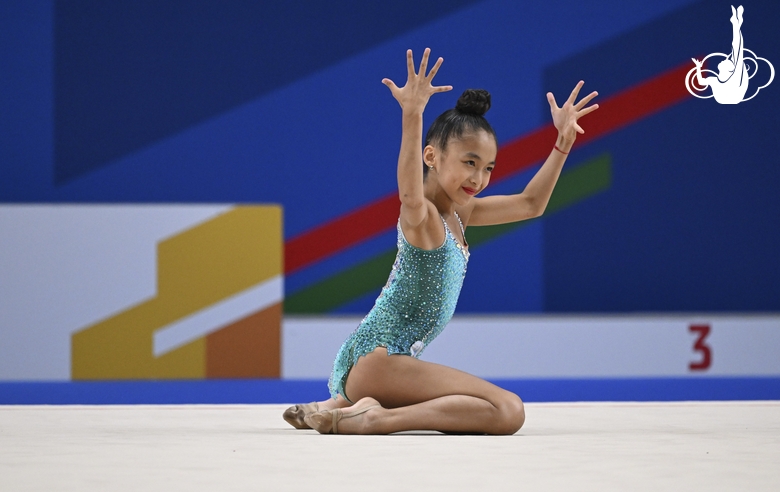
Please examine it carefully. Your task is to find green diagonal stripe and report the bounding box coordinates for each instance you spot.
[285,153,612,313]
[284,249,398,313]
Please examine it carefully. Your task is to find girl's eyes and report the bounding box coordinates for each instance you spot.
[464,161,494,172]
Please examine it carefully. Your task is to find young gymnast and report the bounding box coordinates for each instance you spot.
[283,48,598,435]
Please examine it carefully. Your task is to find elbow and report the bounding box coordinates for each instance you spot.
[527,198,547,219]
[519,194,546,220]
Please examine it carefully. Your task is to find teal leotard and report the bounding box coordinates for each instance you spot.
[328,213,469,401]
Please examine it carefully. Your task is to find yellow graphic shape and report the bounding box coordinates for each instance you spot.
[72,206,282,379]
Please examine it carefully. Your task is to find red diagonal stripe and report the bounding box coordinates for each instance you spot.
[285,60,693,274]
[285,194,400,274]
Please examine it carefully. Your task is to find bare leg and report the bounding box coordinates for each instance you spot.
[332,347,525,435]
[317,394,352,411]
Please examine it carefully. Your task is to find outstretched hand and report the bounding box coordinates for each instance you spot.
[547,81,599,143]
[383,48,452,113]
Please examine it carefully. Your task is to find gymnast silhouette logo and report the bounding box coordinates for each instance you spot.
[685,5,774,104]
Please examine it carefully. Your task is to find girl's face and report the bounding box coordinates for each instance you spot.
[429,130,498,205]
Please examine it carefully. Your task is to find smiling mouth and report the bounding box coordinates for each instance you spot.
[462,187,477,196]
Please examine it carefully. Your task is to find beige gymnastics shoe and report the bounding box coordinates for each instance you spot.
[304,397,380,434]
[282,402,320,429]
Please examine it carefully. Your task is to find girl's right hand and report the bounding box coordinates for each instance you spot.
[382,48,452,114]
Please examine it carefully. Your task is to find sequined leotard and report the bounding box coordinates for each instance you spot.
[328,213,469,401]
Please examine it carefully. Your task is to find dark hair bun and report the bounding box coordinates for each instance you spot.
[455,89,491,116]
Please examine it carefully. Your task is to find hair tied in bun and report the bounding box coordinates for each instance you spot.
[455,89,491,117]
[424,88,497,153]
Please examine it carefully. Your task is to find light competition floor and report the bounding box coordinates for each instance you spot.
[1,401,778,491]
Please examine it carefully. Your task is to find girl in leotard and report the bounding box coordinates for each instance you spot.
[283,48,598,435]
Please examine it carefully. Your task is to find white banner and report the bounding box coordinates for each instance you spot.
[282,315,780,379]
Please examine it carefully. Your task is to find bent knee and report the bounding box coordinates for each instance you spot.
[494,392,525,435]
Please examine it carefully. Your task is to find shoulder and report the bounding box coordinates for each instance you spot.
[454,200,478,228]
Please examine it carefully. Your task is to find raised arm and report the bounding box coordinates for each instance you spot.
[382,49,452,228]
[467,81,598,226]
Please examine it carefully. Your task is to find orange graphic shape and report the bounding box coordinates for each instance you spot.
[205,303,282,378]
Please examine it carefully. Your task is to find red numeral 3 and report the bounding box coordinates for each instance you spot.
[689,324,712,371]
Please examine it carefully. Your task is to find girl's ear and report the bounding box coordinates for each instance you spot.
[423,145,436,166]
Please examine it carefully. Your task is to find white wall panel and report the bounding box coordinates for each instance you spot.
[282,315,780,379]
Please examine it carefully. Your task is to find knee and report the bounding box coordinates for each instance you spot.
[494,392,525,435]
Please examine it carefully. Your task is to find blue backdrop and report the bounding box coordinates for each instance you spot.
[1,0,778,315]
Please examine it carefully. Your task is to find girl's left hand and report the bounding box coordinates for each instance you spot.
[547,81,599,143]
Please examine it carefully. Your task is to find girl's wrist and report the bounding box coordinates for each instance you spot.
[402,106,425,117]
[402,111,424,126]
[555,133,575,153]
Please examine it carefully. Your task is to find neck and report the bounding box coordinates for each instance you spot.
[423,175,456,215]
